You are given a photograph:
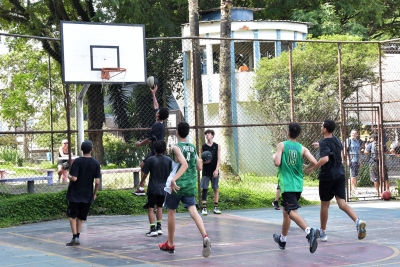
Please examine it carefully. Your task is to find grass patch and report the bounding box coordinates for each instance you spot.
[0,173,320,228]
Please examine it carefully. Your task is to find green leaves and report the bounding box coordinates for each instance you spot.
[254,35,378,146]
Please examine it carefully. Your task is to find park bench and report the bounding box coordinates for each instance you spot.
[100,167,141,190]
[0,168,54,194]
[0,175,53,194]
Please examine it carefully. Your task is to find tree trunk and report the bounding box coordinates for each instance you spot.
[87,84,106,165]
[219,1,237,174]
[188,0,205,144]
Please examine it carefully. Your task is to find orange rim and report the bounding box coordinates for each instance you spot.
[101,68,126,80]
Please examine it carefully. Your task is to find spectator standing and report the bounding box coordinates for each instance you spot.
[364,134,390,194]
[346,130,362,195]
[58,139,73,183]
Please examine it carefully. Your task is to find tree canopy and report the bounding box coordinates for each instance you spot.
[252,35,378,144]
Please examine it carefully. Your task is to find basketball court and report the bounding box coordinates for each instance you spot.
[1,201,400,267]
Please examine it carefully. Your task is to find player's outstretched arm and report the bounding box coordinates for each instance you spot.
[150,85,159,110]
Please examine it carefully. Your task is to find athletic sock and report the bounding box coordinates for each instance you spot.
[280,235,287,242]
[214,202,218,209]
[202,203,207,209]
[157,220,162,226]
[150,223,155,229]
[305,227,311,235]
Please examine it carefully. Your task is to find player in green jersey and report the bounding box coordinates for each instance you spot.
[272,122,320,253]
[159,122,211,258]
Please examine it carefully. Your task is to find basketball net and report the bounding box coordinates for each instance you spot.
[101,67,127,92]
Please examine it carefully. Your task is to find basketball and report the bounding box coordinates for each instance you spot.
[201,151,213,162]
[381,191,391,200]
[146,76,158,89]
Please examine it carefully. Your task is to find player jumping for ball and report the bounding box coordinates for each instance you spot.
[272,122,320,253]
[134,84,169,196]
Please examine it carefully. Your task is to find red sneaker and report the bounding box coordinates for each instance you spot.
[158,240,175,253]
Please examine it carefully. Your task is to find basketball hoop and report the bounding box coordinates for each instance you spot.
[101,67,127,91]
[101,67,126,80]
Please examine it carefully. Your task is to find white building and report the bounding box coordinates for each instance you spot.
[180,7,311,175]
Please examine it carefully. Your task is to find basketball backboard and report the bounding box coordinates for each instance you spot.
[61,21,146,84]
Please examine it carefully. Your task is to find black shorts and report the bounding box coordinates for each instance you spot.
[280,192,301,214]
[143,193,165,209]
[319,175,346,201]
[67,201,91,220]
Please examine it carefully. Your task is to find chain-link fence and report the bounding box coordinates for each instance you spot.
[1,32,399,202]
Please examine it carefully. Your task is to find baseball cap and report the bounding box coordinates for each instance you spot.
[62,139,68,144]
[81,140,93,153]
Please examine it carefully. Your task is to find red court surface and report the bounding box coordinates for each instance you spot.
[1,201,400,267]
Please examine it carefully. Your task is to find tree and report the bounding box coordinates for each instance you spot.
[253,35,378,146]
[0,1,189,164]
[0,40,64,158]
[219,0,238,174]
[259,0,400,40]
[188,0,205,145]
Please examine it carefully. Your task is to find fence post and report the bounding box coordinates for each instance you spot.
[133,172,139,188]
[27,181,34,194]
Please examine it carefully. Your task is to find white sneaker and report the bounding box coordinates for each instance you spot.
[202,208,208,215]
[202,236,211,258]
[319,230,328,242]
[356,219,366,240]
[213,208,222,214]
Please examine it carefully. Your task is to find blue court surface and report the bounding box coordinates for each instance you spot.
[1,201,400,267]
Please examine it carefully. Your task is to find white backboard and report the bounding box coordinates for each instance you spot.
[61,21,146,84]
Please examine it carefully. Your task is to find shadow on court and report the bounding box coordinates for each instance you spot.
[1,201,400,267]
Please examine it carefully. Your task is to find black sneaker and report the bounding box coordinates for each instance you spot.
[66,237,80,246]
[306,228,320,253]
[156,224,163,235]
[273,233,286,250]
[146,227,158,237]
[272,201,280,210]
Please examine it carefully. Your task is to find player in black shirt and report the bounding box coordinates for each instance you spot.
[66,140,101,246]
[140,140,172,237]
[200,129,221,215]
[305,120,366,242]
[134,85,169,196]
